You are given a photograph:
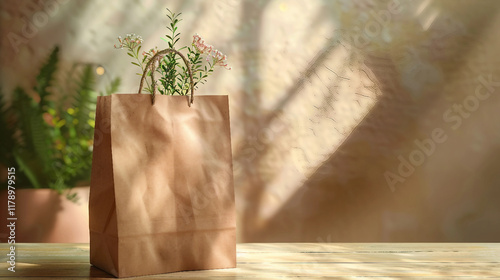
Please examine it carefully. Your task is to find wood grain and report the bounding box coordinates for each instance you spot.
[0,243,499,279]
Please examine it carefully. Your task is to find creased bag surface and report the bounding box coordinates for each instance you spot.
[89,94,235,278]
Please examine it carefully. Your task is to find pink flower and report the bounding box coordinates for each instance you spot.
[192,34,231,69]
[114,33,143,49]
[142,47,159,60]
[192,33,214,54]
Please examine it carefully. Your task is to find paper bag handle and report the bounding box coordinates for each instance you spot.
[138,48,195,106]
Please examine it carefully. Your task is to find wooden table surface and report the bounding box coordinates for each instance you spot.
[0,243,499,279]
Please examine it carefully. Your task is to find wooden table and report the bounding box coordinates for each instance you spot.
[1,243,499,279]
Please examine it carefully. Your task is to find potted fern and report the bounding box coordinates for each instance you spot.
[0,46,120,242]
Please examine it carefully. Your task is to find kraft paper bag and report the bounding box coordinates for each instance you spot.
[89,94,236,277]
[89,49,235,278]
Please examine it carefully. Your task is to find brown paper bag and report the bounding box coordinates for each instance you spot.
[89,49,236,278]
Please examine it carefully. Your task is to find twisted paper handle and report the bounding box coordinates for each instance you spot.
[138,48,195,106]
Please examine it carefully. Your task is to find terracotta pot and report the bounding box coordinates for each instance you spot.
[0,186,89,243]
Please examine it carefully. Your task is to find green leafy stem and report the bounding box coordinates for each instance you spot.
[114,8,231,95]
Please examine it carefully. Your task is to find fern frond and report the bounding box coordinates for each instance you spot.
[9,48,59,189]
[35,46,59,107]
[72,65,96,133]
[11,87,36,150]
[13,149,44,189]
[29,104,53,174]
[0,90,16,166]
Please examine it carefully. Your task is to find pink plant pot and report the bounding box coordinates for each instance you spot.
[0,186,90,243]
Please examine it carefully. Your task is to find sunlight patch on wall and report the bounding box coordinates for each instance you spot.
[255,44,381,220]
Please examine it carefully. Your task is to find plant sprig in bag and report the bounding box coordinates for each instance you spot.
[113,8,231,95]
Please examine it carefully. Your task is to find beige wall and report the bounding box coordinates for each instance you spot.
[2,0,500,242]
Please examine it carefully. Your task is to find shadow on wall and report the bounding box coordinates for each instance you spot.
[235,0,500,242]
[3,0,500,243]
